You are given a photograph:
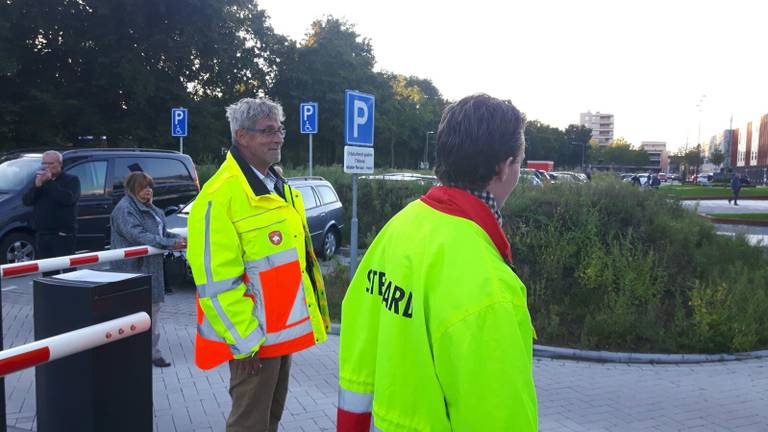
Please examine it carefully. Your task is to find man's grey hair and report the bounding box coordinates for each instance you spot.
[42,150,63,164]
[225,97,285,145]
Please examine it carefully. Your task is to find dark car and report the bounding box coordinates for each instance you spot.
[0,148,199,263]
[165,176,345,262]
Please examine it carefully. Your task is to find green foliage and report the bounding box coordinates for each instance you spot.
[524,121,590,169]
[0,0,285,153]
[709,148,726,166]
[588,139,650,166]
[272,16,447,170]
[660,185,768,200]
[504,176,768,353]
[288,166,768,353]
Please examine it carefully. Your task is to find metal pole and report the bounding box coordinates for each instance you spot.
[423,132,429,167]
[308,134,313,177]
[350,175,359,280]
[180,137,184,154]
[0,278,6,432]
[581,142,585,172]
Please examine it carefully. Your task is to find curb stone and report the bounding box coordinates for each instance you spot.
[329,323,768,364]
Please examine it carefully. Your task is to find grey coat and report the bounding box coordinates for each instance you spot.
[110,194,180,303]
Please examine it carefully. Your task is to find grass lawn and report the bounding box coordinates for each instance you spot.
[706,213,768,222]
[661,185,768,199]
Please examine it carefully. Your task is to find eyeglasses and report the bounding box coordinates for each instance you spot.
[243,126,286,138]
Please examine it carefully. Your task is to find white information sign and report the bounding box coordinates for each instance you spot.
[343,146,374,174]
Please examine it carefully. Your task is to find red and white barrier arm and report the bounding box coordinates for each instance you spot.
[0,245,172,280]
[0,312,150,377]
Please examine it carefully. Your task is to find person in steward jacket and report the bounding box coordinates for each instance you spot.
[338,94,538,431]
[187,96,330,432]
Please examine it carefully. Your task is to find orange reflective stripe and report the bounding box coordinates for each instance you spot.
[195,293,234,370]
[258,331,315,358]
[258,259,308,333]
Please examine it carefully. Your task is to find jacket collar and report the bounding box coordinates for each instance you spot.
[420,186,513,265]
[125,192,157,215]
[228,146,287,200]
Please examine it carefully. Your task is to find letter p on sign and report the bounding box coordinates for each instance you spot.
[353,100,368,137]
[344,90,375,147]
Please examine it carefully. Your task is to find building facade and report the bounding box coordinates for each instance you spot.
[580,111,614,146]
[727,114,768,185]
[640,141,668,172]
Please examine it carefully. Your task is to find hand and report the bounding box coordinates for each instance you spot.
[232,356,261,376]
[34,170,51,187]
[173,237,187,249]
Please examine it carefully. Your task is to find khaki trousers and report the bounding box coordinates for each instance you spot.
[227,355,291,432]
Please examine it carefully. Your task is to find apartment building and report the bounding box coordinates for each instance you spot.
[639,141,668,172]
[579,111,614,146]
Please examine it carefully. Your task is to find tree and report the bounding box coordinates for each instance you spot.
[272,16,447,169]
[0,0,287,156]
[708,148,725,167]
[589,138,650,167]
[684,145,705,173]
[272,16,381,167]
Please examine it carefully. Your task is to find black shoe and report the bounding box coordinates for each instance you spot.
[734,203,739,206]
[165,287,174,294]
[728,199,731,204]
[153,357,171,368]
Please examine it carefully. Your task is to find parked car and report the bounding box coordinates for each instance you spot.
[359,172,439,185]
[551,171,587,183]
[0,148,199,263]
[696,173,714,185]
[165,176,345,264]
[519,169,543,187]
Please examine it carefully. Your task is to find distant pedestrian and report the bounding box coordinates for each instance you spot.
[631,174,641,187]
[650,174,661,189]
[22,151,81,263]
[728,173,742,206]
[585,165,593,181]
[110,171,186,368]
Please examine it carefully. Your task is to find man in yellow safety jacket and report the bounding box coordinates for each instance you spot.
[338,94,538,431]
[187,97,330,432]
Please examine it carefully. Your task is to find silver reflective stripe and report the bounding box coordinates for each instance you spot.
[338,388,372,413]
[197,275,243,298]
[211,295,266,356]
[371,418,383,432]
[203,201,214,283]
[266,317,313,345]
[285,281,310,326]
[198,315,225,341]
[244,269,266,323]
[244,248,299,273]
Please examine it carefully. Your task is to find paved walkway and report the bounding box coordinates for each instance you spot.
[682,199,768,247]
[2,275,768,431]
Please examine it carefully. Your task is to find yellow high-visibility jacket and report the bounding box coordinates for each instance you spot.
[338,186,538,431]
[187,148,329,370]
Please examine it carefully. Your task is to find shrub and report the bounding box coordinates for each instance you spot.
[505,175,768,353]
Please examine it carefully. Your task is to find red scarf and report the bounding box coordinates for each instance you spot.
[420,186,513,265]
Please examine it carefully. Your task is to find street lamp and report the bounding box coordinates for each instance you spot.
[423,131,435,169]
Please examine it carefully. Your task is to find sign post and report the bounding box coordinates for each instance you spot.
[171,108,188,153]
[343,90,375,278]
[299,102,318,176]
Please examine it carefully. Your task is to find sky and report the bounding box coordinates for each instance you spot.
[258,0,768,153]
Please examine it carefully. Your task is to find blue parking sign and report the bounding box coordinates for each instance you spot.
[171,108,188,137]
[300,102,318,134]
[345,90,374,146]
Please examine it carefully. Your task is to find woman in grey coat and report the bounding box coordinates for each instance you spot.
[111,171,186,367]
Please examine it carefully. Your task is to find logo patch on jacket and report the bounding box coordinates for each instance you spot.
[268,231,283,245]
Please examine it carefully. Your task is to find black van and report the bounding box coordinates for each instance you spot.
[0,148,199,263]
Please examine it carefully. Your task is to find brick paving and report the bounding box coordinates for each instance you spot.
[2,272,768,431]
